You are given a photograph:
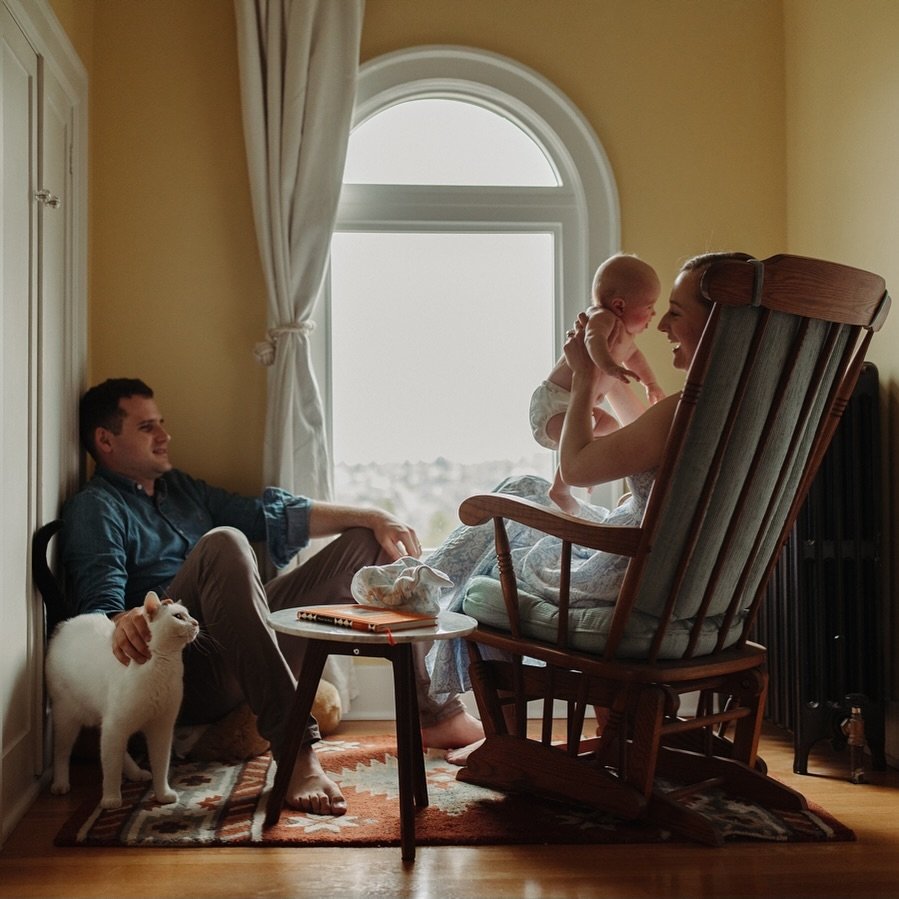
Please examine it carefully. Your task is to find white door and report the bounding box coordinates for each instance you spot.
[37,57,77,535]
[0,0,84,845]
[0,0,39,841]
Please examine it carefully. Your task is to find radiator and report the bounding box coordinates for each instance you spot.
[754,362,887,774]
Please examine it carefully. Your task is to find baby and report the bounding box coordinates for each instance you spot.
[529,253,664,513]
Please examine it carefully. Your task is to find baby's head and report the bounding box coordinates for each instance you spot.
[591,253,661,334]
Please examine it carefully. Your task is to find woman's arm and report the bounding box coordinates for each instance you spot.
[560,330,678,487]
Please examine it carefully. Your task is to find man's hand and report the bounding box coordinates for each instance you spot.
[111,606,152,666]
[369,511,422,561]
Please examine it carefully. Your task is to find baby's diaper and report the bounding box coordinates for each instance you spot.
[529,380,571,449]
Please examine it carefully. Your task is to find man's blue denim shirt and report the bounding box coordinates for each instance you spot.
[61,467,311,616]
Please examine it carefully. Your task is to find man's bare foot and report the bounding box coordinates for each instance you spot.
[422,711,484,751]
[445,737,484,766]
[285,744,347,816]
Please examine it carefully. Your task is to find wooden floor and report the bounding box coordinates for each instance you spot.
[2,720,898,899]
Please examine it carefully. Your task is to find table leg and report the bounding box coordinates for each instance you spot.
[264,639,330,828]
[401,646,428,807]
[391,643,428,861]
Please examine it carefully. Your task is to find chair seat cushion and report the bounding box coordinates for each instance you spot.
[461,575,744,659]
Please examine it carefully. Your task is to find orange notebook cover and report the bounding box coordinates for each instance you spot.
[294,603,438,633]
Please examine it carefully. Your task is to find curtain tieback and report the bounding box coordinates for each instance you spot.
[253,320,316,366]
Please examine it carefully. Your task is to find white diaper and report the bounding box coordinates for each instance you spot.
[529,380,572,450]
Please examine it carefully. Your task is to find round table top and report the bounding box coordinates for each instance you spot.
[267,608,478,644]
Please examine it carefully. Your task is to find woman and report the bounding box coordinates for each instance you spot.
[425,252,750,702]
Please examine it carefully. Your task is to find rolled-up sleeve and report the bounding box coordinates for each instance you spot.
[263,487,312,569]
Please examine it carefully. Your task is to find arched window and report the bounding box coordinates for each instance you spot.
[314,47,620,547]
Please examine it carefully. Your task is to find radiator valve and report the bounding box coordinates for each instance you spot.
[841,706,866,784]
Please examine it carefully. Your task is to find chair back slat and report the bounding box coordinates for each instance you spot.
[727,322,852,629]
[715,321,847,651]
[735,323,873,644]
[644,306,773,660]
[682,314,811,657]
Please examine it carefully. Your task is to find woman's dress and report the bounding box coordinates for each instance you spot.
[425,469,655,696]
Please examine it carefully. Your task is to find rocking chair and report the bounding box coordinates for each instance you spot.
[455,254,889,845]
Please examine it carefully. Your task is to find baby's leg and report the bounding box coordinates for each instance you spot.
[543,411,564,448]
[605,381,646,426]
[591,405,620,436]
[548,466,579,515]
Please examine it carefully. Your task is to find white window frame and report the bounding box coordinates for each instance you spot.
[313,45,622,506]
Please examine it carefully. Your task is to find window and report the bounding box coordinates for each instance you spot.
[315,47,620,547]
[344,97,558,186]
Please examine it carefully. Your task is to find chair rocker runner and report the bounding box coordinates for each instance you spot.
[455,254,890,845]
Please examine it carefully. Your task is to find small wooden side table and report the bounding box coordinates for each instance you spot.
[264,609,477,862]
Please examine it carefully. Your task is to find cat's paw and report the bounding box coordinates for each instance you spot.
[155,788,177,804]
[50,780,70,796]
[100,795,123,810]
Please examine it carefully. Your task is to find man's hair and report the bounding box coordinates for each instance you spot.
[79,378,154,460]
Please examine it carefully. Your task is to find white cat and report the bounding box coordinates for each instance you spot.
[46,591,199,809]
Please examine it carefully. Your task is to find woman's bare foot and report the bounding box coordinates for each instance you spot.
[285,744,347,816]
[421,711,483,751]
[445,737,484,766]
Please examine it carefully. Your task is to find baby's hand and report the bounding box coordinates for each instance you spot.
[601,362,640,384]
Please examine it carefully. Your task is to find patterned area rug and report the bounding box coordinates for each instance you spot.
[55,736,854,847]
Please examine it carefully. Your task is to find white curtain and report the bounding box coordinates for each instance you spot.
[234,0,364,503]
[234,0,364,712]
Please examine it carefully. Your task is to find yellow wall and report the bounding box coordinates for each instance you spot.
[784,0,899,701]
[49,0,786,488]
[89,0,268,493]
[46,0,93,75]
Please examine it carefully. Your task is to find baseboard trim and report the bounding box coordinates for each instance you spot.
[342,660,480,720]
[341,659,597,722]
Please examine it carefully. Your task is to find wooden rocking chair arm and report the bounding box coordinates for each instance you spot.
[459,493,643,556]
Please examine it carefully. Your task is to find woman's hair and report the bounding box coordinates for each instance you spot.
[79,378,154,460]
[679,251,755,273]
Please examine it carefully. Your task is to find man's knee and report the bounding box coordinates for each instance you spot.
[198,526,251,550]
[194,527,258,572]
[339,527,385,565]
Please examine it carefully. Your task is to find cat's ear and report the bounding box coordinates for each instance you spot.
[143,591,162,618]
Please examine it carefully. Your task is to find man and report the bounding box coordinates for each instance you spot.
[62,378,483,815]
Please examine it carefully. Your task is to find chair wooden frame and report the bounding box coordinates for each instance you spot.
[455,255,890,845]
[32,518,67,638]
